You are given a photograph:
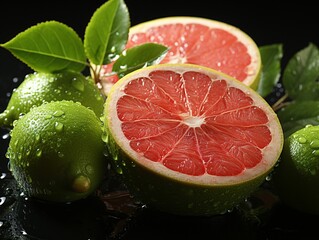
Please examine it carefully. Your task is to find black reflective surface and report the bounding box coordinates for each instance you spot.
[1,1,319,239]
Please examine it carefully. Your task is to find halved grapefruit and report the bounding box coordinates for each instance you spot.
[98,16,262,95]
[103,63,283,216]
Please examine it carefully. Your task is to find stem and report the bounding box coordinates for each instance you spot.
[272,93,289,112]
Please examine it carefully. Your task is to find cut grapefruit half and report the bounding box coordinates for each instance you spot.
[103,63,283,216]
[98,16,262,95]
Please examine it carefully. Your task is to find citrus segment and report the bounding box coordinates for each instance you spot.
[99,16,261,95]
[104,64,283,215]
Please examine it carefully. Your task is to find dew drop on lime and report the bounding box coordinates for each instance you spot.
[116,166,123,174]
[35,134,41,143]
[36,149,42,157]
[54,122,64,132]
[71,77,85,92]
[310,140,319,149]
[53,110,64,117]
[44,114,52,119]
[101,132,108,143]
[312,150,319,156]
[7,161,11,172]
[26,148,31,156]
[297,137,307,144]
[85,164,93,174]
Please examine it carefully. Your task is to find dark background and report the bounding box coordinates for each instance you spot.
[1,0,318,183]
[0,0,318,71]
[1,0,318,120]
[1,1,319,239]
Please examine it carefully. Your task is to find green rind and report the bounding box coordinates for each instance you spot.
[8,100,107,202]
[0,70,105,129]
[104,108,273,216]
[272,125,319,214]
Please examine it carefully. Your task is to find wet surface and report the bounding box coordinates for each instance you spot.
[0,71,318,240]
[1,1,319,239]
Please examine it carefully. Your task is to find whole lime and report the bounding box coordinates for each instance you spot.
[272,124,319,214]
[0,70,105,128]
[6,100,107,202]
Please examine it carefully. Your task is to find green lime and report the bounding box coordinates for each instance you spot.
[272,124,319,214]
[0,70,105,128]
[6,100,107,203]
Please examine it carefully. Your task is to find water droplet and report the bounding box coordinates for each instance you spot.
[72,77,85,92]
[116,167,123,174]
[2,133,9,140]
[26,148,31,156]
[44,114,52,119]
[101,132,108,143]
[0,197,6,205]
[85,164,93,174]
[297,137,307,144]
[312,150,319,156]
[35,134,41,143]
[5,151,10,159]
[310,140,319,149]
[36,149,42,157]
[54,122,64,132]
[57,151,64,158]
[265,174,272,181]
[53,110,64,117]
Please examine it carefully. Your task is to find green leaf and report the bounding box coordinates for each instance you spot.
[282,43,319,101]
[0,21,87,73]
[277,100,319,138]
[257,44,283,97]
[112,43,169,78]
[84,0,130,65]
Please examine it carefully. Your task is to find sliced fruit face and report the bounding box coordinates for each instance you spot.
[104,63,283,215]
[99,16,261,95]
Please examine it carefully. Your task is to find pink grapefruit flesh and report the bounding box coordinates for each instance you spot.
[104,64,283,215]
[100,17,261,95]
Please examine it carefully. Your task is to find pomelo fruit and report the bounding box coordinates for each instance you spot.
[97,16,261,95]
[103,63,283,216]
[272,124,319,214]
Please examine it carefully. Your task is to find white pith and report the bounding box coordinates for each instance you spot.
[106,64,283,186]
